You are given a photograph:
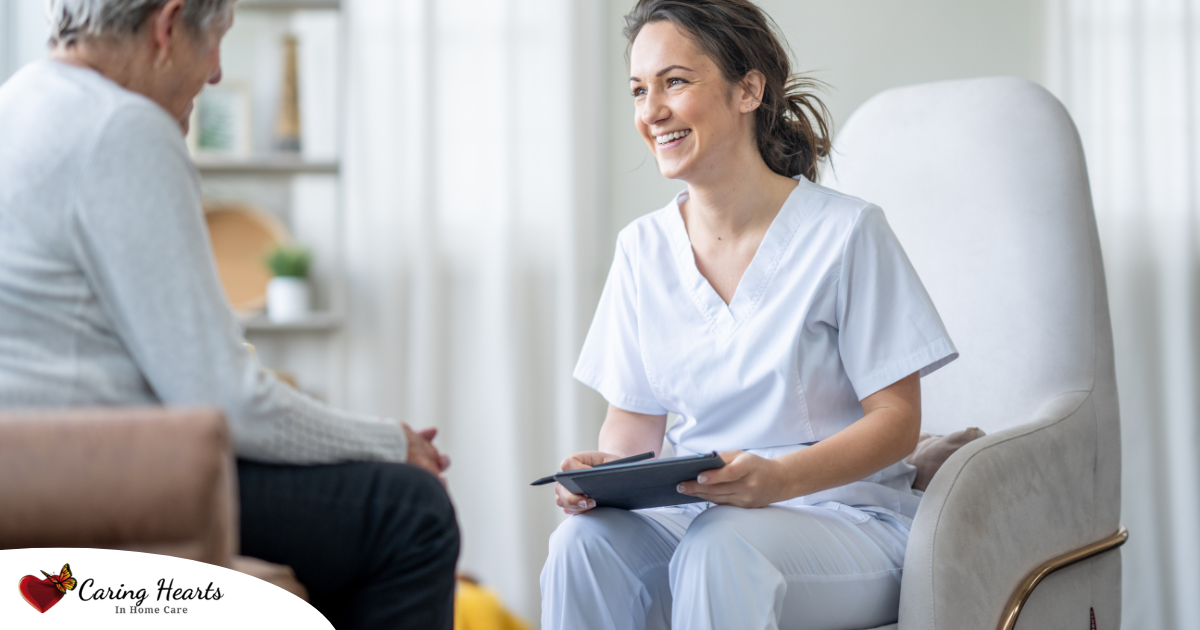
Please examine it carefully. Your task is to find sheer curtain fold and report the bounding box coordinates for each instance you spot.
[342,0,606,620]
[1048,1,1200,627]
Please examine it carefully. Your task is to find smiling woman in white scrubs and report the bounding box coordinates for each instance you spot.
[540,1,957,629]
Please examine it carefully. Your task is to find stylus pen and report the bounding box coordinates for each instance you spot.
[530,451,656,486]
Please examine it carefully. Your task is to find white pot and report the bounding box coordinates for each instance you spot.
[267,276,311,322]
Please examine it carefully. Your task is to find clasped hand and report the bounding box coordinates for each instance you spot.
[403,424,451,482]
[555,450,789,515]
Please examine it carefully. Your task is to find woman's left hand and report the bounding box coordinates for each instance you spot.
[676,450,791,508]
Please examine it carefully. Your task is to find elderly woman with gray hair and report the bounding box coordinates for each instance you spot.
[0,1,459,627]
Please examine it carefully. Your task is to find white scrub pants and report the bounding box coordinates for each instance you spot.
[540,503,909,630]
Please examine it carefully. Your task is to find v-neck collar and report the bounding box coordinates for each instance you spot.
[664,176,814,338]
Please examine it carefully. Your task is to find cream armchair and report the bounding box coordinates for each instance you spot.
[826,77,1125,629]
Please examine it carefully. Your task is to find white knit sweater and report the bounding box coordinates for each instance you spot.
[0,60,407,465]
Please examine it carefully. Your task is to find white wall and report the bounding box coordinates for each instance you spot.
[0,0,49,82]
[0,2,8,77]
[602,0,1048,248]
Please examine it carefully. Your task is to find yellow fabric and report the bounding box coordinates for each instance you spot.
[454,580,532,630]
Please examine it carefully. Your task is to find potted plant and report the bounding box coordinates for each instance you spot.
[264,244,312,322]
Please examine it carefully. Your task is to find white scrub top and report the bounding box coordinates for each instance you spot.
[573,175,958,522]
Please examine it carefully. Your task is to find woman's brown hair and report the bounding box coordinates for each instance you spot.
[623,0,832,182]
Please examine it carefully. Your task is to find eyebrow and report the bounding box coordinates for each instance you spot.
[629,65,695,82]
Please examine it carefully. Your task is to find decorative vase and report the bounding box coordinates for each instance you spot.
[267,276,310,322]
[273,35,302,152]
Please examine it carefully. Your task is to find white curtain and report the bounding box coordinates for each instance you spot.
[340,0,608,621]
[1047,1,1200,628]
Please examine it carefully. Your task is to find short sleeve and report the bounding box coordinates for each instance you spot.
[574,237,668,415]
[837,205,958,399]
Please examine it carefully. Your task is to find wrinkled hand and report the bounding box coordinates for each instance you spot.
[555,451,619,515]
[404,424,451,481]
[676,450,789,508]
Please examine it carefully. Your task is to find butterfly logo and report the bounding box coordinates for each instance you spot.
[42,564,78,592]
[18,563,77,613]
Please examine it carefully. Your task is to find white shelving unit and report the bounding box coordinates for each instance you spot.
[194,154,339,175]
[240,311,344,332]
[195,0,348,403]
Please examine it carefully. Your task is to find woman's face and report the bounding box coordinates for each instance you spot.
[168,14,231,129]
[629,21,752,182]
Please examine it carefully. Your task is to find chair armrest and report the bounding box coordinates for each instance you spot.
[898,390,1116,629]
[0,408,237,568]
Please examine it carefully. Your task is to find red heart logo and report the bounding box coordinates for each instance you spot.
[18,575,64,613]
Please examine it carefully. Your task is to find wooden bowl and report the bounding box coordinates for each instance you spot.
[203,201,290,312]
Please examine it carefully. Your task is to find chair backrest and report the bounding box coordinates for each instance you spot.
[0,407,237,567]
[824,77,1117,444]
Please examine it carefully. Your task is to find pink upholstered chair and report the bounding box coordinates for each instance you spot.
[0,407,306,600]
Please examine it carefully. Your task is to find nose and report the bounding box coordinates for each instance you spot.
[209,48,223,85]
[639,86,670,129]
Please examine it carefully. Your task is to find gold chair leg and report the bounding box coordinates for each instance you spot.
[997,525,1128,630]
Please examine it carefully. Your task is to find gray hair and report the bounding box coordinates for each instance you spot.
[45,0,235,46]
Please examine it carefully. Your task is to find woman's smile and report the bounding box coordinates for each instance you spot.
[655,128,692,150]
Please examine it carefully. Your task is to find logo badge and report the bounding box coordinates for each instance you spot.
[18,563,77,613]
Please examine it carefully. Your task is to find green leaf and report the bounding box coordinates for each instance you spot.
[264,244,312,278]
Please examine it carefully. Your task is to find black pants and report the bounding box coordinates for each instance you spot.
[237,460,460,629]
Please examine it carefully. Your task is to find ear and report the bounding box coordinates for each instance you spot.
[737,69,767,113]
[149,0,187,68]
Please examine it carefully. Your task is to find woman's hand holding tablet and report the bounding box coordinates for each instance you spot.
[675,450,791,509]
[551,450,732,513]
[549,449,799,512]
[554,451,613,515]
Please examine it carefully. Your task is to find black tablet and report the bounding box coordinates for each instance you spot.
[554,452,725,510]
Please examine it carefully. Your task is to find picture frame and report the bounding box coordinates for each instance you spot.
[187,81,253,157]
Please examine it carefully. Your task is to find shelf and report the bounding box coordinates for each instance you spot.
[236,0,340,11]
[240,311,343,332]
[193,154,340,175]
